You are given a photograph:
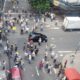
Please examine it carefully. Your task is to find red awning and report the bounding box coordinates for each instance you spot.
[11,66,21,79]
[65,68,80,80]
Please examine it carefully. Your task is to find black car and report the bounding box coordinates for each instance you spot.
[28,32,48,42]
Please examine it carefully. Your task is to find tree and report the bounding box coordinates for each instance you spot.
[30,0,50,13]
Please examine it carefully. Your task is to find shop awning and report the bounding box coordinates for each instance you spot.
[11,66,21,78]
[65,68,80,80]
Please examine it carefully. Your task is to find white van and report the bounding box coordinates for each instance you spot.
[63,17,80,31]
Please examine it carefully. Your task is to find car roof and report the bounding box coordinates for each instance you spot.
[31,32,47,37]
[31,32,42,35]
[11,67,20,79]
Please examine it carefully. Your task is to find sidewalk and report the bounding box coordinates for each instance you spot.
[62,53,80,72]
[45,16,63,29]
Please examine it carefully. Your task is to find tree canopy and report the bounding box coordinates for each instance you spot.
[30,0,50,13]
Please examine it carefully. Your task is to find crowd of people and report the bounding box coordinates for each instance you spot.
[0,9,66,80]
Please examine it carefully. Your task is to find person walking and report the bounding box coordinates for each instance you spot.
[10,44,14,52]
[4,45,8,54]
[19,58,24,70]
[2,60,6,70]
[28,54,32,64]
[32,51,35,60]
[51,51,55,59]
[14,44,18,52]
[40,24,43,31]
[38,37,42,46]
[47,64,52,74]
[23,43,26,51]
[44,52,48,61]
[38,60,43,70]
[35,47,39,56]
[45,60,49,68]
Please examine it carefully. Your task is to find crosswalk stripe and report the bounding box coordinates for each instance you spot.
[57,50,80,54]
[50,27,60,30]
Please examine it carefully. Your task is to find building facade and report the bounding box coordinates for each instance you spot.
[53,0,80,11]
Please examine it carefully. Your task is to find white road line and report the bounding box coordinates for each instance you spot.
[35,66,39,76]
[58,51,73,53]
[57,50,80,53]
[50,27,60,30]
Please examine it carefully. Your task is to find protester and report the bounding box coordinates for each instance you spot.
[4,45,8,54]
[51,51,55,59]
[24,51,28,60]
[44,52,48,61]
[19,58,24,70]
[2,60,6,70]
[14,44,18,52]
[32,51,35,60]
[38,60,43,70]
[45,61,49,69]
[40,24,43,31]
[35,47,39,56]
[23,43,26,51]
[47,64,52,74]
[28,54,32,64]
[38,37,42,46]
[10,44,14,52]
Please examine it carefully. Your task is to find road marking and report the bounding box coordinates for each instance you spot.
[50,43,56,48]
[35,66,39,76]
[60,54,63,57]
[50,27,60,30]
[57,50,80,53]
[58,51,73,53]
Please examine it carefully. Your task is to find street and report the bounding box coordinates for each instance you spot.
[0,0,80,80]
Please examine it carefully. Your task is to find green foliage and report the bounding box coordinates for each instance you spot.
[30,0,50,13]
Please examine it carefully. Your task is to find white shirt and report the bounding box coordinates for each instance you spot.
[39,38,42,43]
[29,55,31,60]
[32,51,35,57]
[51,51,55,56]
[24,52,28,56]
[4,46,7,51]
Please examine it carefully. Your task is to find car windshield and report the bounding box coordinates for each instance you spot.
[30,32,39,38]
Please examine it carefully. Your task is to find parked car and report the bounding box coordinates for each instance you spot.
[28,32,48,43]
[10,66,21,80]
